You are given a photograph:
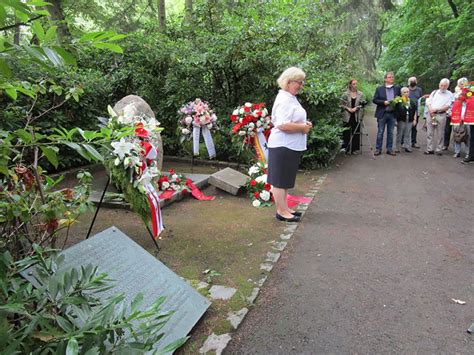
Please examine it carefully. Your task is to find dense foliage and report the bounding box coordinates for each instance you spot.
[379,0,473,91]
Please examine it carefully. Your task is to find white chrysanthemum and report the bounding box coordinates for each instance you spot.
[260,190,270,201]
[252,199,261,208]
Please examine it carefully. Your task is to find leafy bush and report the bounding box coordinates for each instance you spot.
[0,246,185,354]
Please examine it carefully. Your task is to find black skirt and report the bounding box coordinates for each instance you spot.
[267,147,302,189]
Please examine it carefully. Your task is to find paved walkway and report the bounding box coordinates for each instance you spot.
[226,111,474,353]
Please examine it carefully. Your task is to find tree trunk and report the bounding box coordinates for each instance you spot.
[48,0,71,44]
[446,0,459,18]
[158,0,166,32]
[185,0,193,25]
[13,25,20,45]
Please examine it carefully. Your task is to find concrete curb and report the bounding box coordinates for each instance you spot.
[199,174,328,354]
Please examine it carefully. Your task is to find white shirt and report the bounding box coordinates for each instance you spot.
[429,89,454,111]
[268,90,307,151]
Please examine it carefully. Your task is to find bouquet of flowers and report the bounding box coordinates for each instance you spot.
[158,169,188,192]
[389,96,404,108]
[178,98,218,140]
[457,82,474,102]
[245,161,273,208]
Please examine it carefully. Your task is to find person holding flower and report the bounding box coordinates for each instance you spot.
[268,67,312,223]
[452,78,470,158]
[425,78,454,155]
[394,87,417,153]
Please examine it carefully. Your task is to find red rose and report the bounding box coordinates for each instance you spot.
[253,103,261,110]
[169,169,175,174]
[254,192,260,199]
[249,180,257,186]
[159,176,169,183]
[230,114,238,122]
[175,178,180,183]
[264,183,271,191]
[244,106,251,113]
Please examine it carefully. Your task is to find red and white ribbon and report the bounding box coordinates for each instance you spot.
[143,183,164,238]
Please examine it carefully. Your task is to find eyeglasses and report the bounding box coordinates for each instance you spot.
[292,80,304,85]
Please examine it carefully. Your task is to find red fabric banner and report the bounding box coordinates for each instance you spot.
[287,194,312,208]
[186,179,215,201]
[450,100,462,125]
[465,99,474,125]
[159,190,176,200]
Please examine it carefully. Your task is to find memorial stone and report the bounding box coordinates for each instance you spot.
[208,167,249,195]
[113,95,164,170]
[22,227,210,351]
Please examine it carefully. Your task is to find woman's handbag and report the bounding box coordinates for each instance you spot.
[453,122,468,143]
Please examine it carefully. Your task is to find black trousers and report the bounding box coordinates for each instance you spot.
[444,115,452,148]
[342,116,360,153]
[468,126,474,159]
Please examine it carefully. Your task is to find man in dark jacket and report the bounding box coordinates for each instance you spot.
[373,72,401,155]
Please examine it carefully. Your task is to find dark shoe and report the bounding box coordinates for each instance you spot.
[276,213,300,222]
[291,211,302,217]
[394,149,401,153]
[412,143,420,148]
[374,150,381,156]
[424,151,434,155]
[462,157,473,164]
[453,153,460,158]
[435,151,442,156]
[405,148,412,153]
[386,151,396,156]
[442,146,448,151]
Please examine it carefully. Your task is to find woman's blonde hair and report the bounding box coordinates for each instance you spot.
[277,67,306,89]
[401,86,409,94]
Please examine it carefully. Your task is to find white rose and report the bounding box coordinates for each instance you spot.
[114,157,121,166]
[182,128,190,135]
[245,102,252,107]
[256,120,262,127]
[260,190,270,201]
[255,174,267,183]
[239,108,244,114]
[238,130,246,136]
[252,199,261,208]
[162,181,170,190]
[238,117,243,123]
[233,109,239,116]
[185,116,193,125]
[200,115,207,124]
[248,122,255,129]
[261,109,267,117]
[171,174,178,180]
[211,114,217,121]
[207,123,213,129]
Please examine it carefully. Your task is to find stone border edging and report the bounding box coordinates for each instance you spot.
[199,174,329,354]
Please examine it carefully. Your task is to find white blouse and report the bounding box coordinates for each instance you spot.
[268,89,308,151]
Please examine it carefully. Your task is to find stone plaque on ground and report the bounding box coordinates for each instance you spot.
[208,167,249,195]
[22,227,210,351]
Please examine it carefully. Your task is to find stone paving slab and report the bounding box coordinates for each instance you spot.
[208,167,249,195]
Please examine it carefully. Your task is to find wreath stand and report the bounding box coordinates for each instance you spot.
[85,176,161,251]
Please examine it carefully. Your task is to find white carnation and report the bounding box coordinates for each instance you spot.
[239,108,244,114]
[260,190,270,201]
[252,199,261,208]
[244,102,252,107]
[233,109,239,116]
[255,174,267,183]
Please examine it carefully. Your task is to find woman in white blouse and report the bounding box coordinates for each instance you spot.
[268,67,312,222]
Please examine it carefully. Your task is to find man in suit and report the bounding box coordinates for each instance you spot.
[373,72,401,156]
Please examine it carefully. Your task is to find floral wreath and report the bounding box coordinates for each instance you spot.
[230,102,272,162]
[178,98,218,158]
[104,104,163,222]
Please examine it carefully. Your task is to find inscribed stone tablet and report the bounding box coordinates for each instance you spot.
[208,167,249,195]
[23,227,210,352]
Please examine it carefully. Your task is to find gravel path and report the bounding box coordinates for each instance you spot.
[226,109,474,354]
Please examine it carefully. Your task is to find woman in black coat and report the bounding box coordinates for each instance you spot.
[395,86,417,153]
